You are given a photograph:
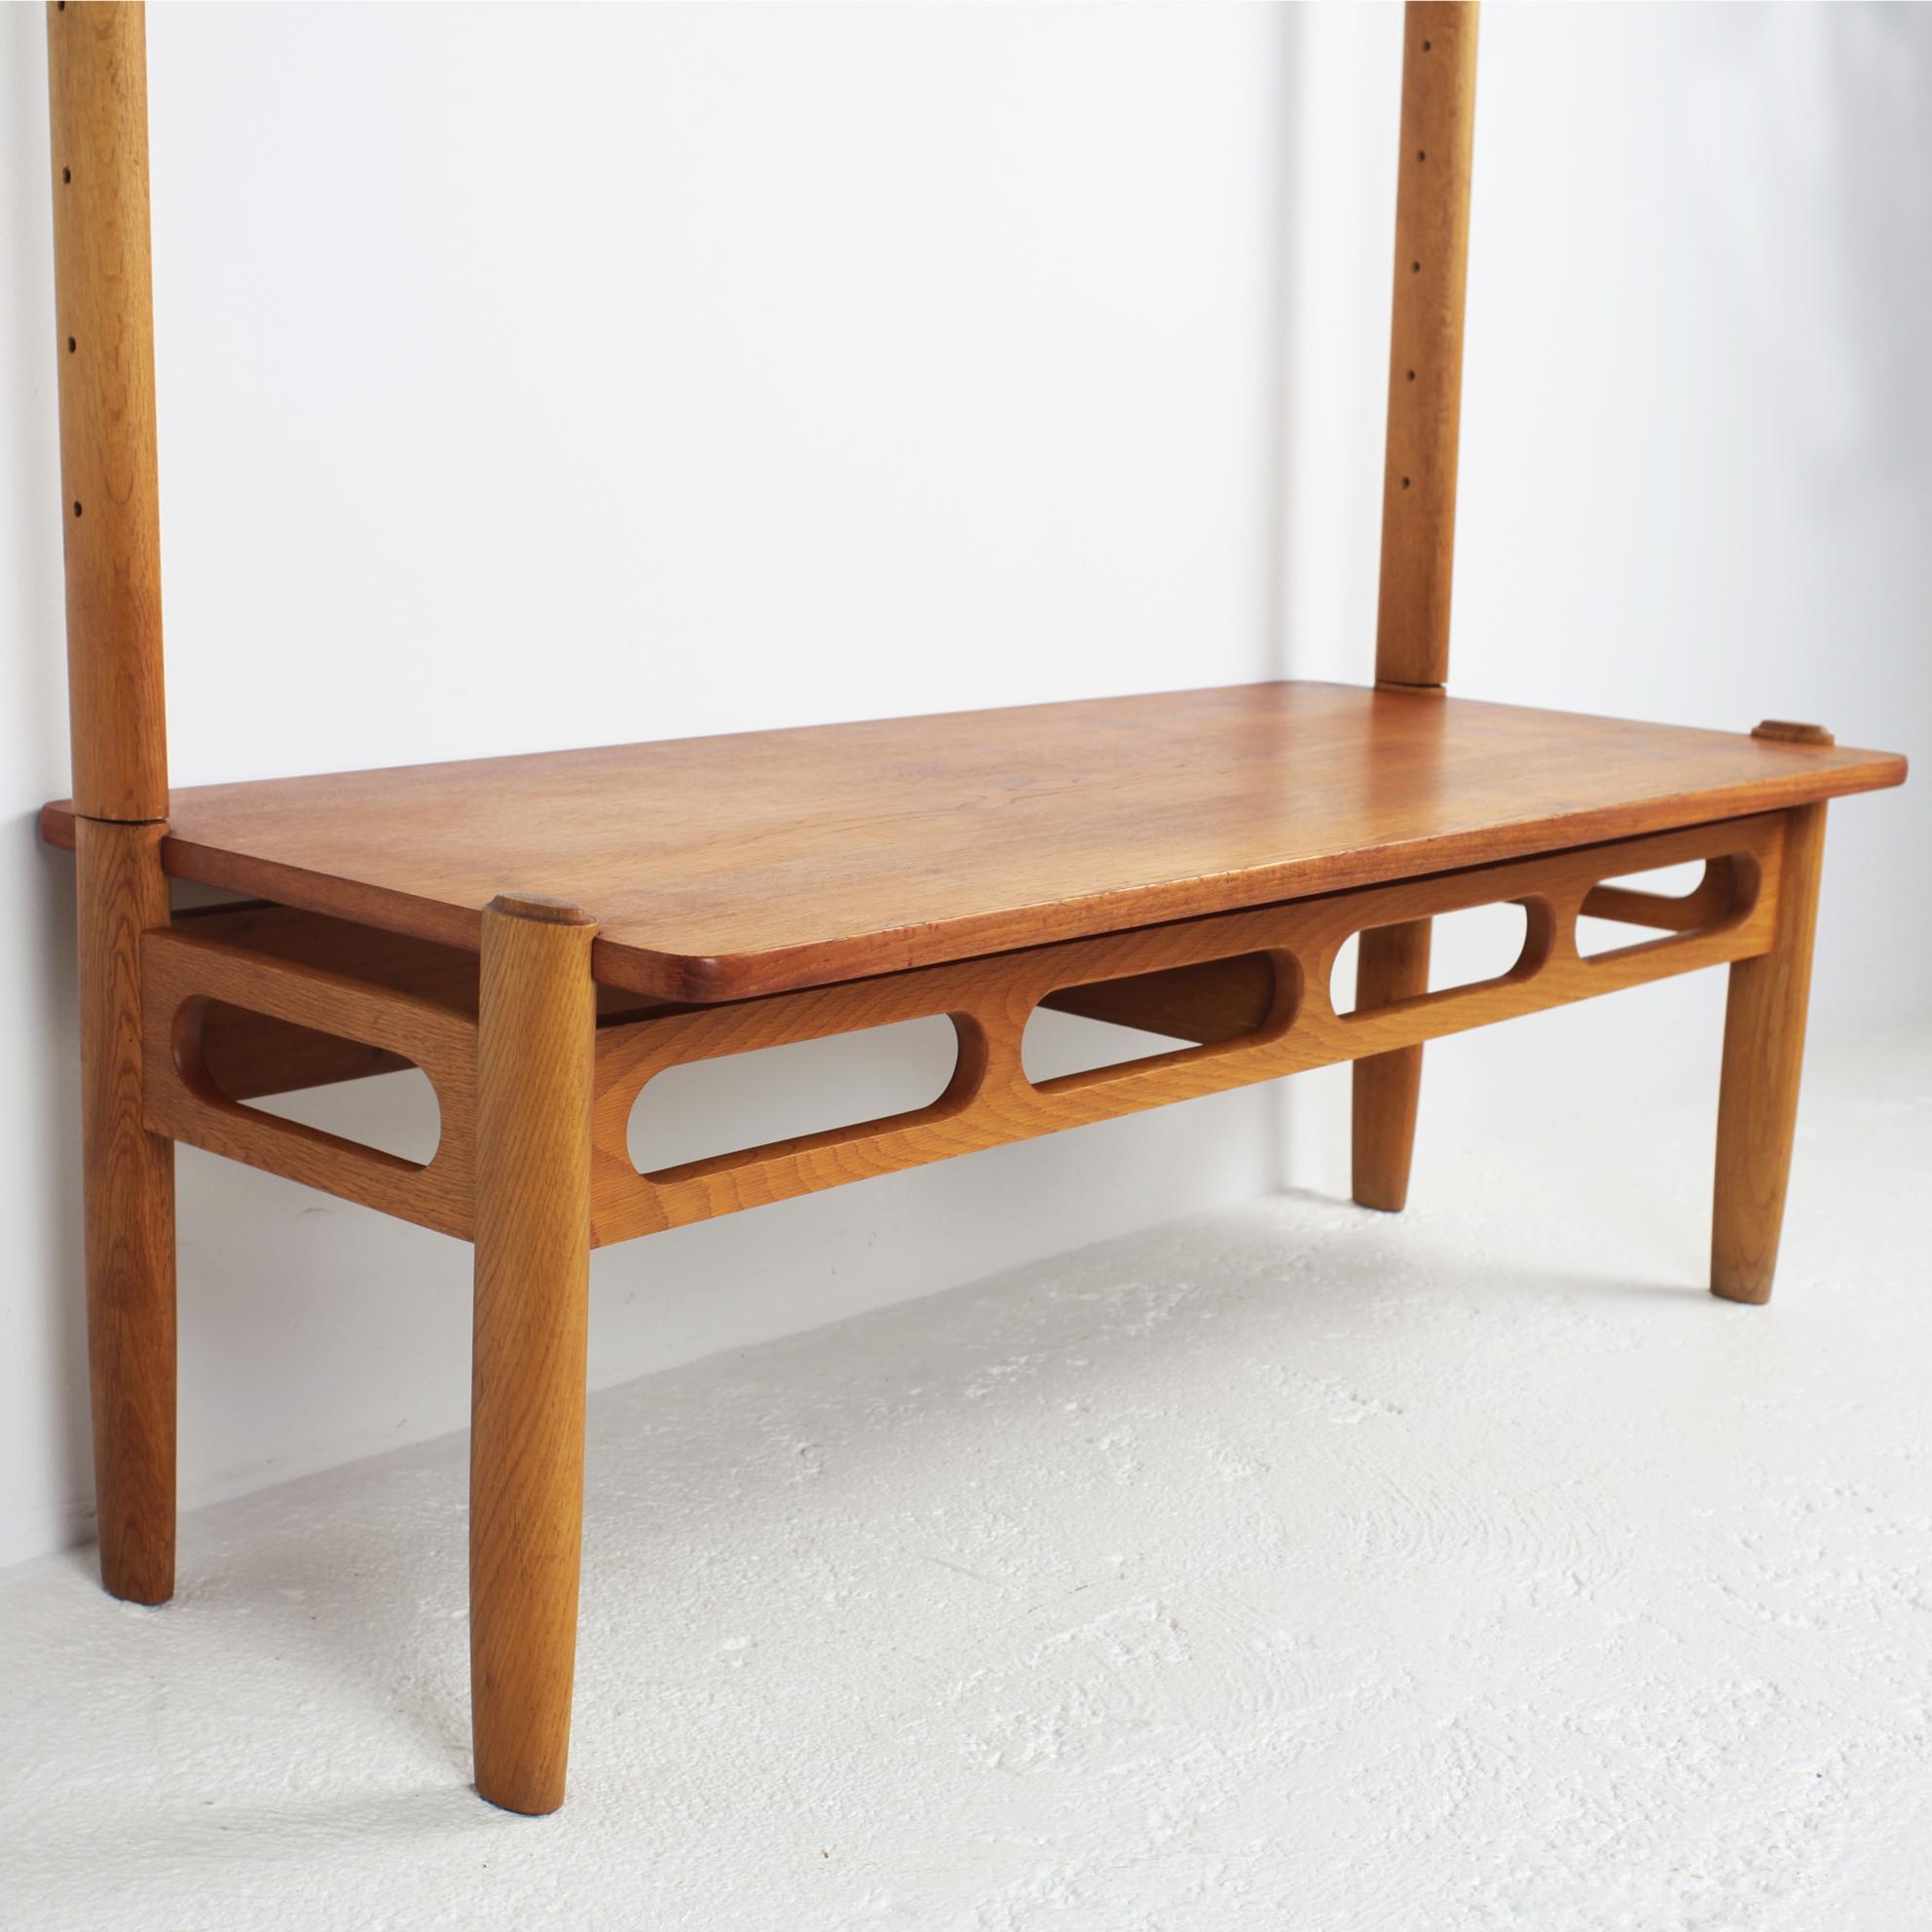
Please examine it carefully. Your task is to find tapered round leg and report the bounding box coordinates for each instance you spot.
[1712,804,1827,1304]
[76,817,176,1605]
[1352,918,1431,1211]
[470,892,597,1815]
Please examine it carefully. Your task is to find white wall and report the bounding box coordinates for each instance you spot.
[3,4,1926,1569]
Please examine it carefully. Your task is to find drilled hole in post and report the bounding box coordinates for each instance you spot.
[66,337,76,353]
[61,167,71,184]
[1406,369,1416,382]
[72,502,82,518]
[1422,38,1432,51]
[1417,150,1427,162]
[1400,477,1411,490]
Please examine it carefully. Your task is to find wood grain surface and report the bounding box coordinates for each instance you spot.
[131,815,1788,1252]
[77,816,176,1603]
[142,926,479,1240]
[590,814,1786,1243]
[167,902,670,1098]
[469,894,597,1815]
[40,685,1905,1003]
[1041,953,1276,1045]
[1376,2,1479,689]
[47,1,168,821]
[1711,802,1827,1304]
[1351,919,1433,1211]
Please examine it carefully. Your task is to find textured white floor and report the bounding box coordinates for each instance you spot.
[3,1031,1928,1932]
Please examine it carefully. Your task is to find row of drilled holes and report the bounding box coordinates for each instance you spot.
[56,68,79,518]
[212,861,1716,1175]
[1398,29,1438,493]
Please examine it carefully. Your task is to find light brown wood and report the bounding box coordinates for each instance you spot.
[38,686,1906,1003]
[1731,728,1839,1356]
[1351,920,1431,1210]
[469,893,597,1815]
[77,817,175,1604]
[1039,856,1727,1054]
[1041,954,1275,1045]
[1579,856,1744,936]
[1358,2,1480,1179]
[168,902,667,1098]
[170,904,480,1097]
[142,928,478,1240]
[1375,2,1479,690]
[590,814,1788,1244]
[129,816,1787,1252]
[47,0,167,822]
[1712,803,1826,1304]
[47,0,178,1616]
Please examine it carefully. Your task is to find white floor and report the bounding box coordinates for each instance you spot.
[3,1032,1928,1932]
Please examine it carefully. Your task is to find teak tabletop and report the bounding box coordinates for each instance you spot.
[40,682,1905,1002]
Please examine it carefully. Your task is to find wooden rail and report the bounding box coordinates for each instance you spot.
[130,817,1787,1249]
[142,929,479,1239]
[591,816,1781,1242]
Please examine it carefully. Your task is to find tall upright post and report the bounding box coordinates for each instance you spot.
[49,0,168,820]
[48,1,178,1603]
[1373,0,1479,693]
[1354,1,1479,1210]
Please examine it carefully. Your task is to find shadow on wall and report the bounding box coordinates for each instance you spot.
[19,836,88,1545]
[6,0,92,1559]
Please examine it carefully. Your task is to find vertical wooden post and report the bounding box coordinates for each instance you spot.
[1711,802,1827,1304]
[470,893,597,1816]
[76,818,175,1603]
[49,2,177,1601]
[1374,0,1479,690]
[48,0,169,822]
[1354,2,1479,1211]
[1352,918,1432,1211]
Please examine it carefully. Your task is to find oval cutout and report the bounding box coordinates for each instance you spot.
[628,1015,960,1175]
[1334,901,1531,1015]
[1577,857,1742,958]
[1024,952,1281,1084]
[189,1001,443,1166]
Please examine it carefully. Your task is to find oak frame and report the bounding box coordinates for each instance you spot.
[41,0,1886,1815]
[135,812,1783,1249]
